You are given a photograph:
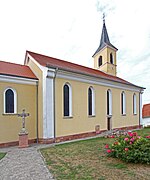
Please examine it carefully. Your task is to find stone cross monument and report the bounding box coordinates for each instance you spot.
[18,109,29,148]
[18,109,29,133]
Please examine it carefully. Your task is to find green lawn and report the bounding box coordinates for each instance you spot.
[134,127,150,137]
[41,128,150,180]
[0,152,6,160]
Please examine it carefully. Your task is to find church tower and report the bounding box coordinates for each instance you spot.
[92,16,118,76]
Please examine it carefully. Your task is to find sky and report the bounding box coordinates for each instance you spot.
[0,0,150,104]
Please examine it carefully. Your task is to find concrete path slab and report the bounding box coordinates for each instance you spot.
[0,145,54,180]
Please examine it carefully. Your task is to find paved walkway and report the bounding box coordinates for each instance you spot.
[0,132,109,180]
[0,144,54,180]
[0,129,137,180]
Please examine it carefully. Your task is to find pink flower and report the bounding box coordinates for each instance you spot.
[124,137,129,141]
[130,138,135,142]
[128,132,133,137]
[137,136,141,139]
[133,132,137,136]
[106,149,112,153]
[124,148,129,151]
[110,135,115,138]
[105,144,109,149]
[114,142,118,145]
[146,135,150,139]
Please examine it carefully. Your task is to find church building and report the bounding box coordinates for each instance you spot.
[0,19,144,147]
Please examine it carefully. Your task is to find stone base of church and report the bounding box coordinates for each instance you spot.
[0,139,36,148]
[0,125,142,147]
[39,124,142,144]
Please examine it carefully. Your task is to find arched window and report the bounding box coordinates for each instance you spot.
[121,91,126,115]
[4,88,17,113]
[63,83,72,117]
[98,56,103,67]
[88,87,95,116]
[107,89,112,115]
[110,53,113,64]
[133,93,137,114]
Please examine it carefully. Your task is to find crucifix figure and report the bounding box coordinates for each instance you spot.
[18,109,29,133]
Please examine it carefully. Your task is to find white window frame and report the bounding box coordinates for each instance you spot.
[133,93,137,115]
[88,86,95,116]
[63,83,72,117]
[121,91,126,115]
[3,88,17,114]
[107,89,112,116]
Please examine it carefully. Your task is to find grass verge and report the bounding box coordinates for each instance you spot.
[41,128,150,180]
[0,152,6,160]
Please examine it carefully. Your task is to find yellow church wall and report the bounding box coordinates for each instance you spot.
[0,82,37,143]
[27,59,43,138]
[112,89,139,128]
[55,77,139,137]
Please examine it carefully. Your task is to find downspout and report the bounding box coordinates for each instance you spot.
[36,81,39,143]
[53,68,59,139]
[139,90,143,129]
[139,92,140,128]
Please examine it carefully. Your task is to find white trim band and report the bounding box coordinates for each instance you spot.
[0,75,38,85]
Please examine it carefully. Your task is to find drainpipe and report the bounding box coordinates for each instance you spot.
[36,81,39,143]
[139,90,143,129]
[53,68,58,139]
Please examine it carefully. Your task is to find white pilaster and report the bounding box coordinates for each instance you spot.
[43,68,55,139]
[45,77,54,138]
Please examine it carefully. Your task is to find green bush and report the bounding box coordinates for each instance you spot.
[105,131,150,164]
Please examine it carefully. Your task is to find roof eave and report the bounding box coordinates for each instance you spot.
[92,44,118,58]
[46,64,144,90]
[0,73,38,81]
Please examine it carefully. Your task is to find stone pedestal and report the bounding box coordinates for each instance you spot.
[19,130,29,148]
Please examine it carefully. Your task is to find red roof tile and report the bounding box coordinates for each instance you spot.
[142,104,150,118]
[0,60,37,80]
[27,51,142,88]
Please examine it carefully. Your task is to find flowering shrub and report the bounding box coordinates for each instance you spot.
[105,131,150,164]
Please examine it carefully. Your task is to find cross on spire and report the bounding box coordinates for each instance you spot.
[92,13,118,57]
[103,13,105,24]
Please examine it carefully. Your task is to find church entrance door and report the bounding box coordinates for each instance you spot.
[107,117,112,130]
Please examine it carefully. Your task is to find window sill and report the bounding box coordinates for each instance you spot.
[63,116,73,119]
[2,113,18,116]
[133,113,137,116]
[88,115,96,118]
[121,114,126,116]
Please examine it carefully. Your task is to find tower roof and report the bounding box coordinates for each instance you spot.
[92,19,118,57]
